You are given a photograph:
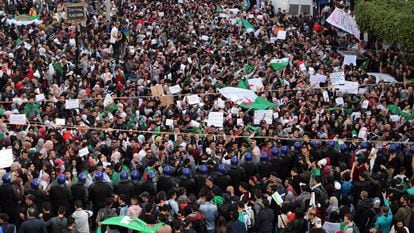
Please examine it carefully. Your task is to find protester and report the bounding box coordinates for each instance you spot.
[0,0,413,232]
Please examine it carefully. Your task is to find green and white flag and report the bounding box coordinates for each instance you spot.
[241,19,255,33]
[97,216,164,233]
[7,14,42,26]
[270,58,289,71]
[219,86,276,110]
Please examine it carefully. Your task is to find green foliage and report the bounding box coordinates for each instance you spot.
[355,0,414,52]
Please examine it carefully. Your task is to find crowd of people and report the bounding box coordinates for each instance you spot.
[0,0,413,232]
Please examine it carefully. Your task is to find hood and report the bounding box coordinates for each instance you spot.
[358,198,373,208]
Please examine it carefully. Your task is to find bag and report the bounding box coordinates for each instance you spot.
[243,205,255,229]
[344,224,360,233]
[314,186,329,208]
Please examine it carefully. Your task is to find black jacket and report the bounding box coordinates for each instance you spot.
[88,181,113,210]
[19,218,47,233]
[255,208,275,233]
[49,185,73,215]
[115,181,135,204]
[0,183,19,223]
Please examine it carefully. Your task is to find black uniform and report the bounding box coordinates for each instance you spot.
[178,176,196,195]
[0,183,19,224]
[194,174,208,195]
[257,161,272,179]
[71,183,89,208]
[89,181,113,212]
[24,189,46,210]
[49,184,73,216]
[242,161,257,180]
[115,181,135,204]
[227,165,246,189]
[132,180,143,194]
[157,175,177,193]
[141,180,157,197]
[214,173,231,193]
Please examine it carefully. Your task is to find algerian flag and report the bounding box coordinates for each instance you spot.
[242,19,255,33]
[218,87,276,110]
[7,14,42,26]
[270,58,289,71]
[98,216,164,233]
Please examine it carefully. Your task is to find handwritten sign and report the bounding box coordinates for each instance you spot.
[390,115,401,122]
[55,118,66,126]
[169,85,182,94]
[35,94,45,102]
[343,55,357,67]
[277,30,287,40]
[65,99,80,109]
[165,119,173,127]
[186,95,200,105]
[335,97,344,106]
[361,100,369,109]
[336,81,359,94]
[0,149,14,168]
[207,112,224,127]
[78,147,89,157]
[9,114,26,125]
[65,3,87,23]
[271,191,284,206]
[330,72,345,85]
[310,74,327,83]
[253,110,273,125]
[150,85,164,97]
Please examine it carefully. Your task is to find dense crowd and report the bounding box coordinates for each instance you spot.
[0,0,413,232]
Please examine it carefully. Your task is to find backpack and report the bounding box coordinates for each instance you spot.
[314,185,329,208]
[344,224,360,233]
[243,205,255,229]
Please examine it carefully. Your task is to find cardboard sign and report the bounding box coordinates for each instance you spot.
[55,118,66,126]
[330,72,345,85]
[35,94,45,102]
[159,96,173,107]
[253,110,273,125]
[335,97,344,106]
[277,30,287,40]
[310,74,327,83]
[0,149,14,168]
[65,3,87,23]
[150,85,164,97]
[343,55,357,67]
[165,119,174,126]
[65,99,80,109]
[9,114,26,125]
[271,191,284,206]
[186,95,200,105]
[207,112,224,127]
[169,85,182,94]
[78,147,89,157]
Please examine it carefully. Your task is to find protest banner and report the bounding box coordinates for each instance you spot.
[9,114,26,124]
[0,149,14,168]
[207,112,224,127]
[330,72,345,85]
[253,110,273,124]
[326,7,360,39]
[65,99,80,109]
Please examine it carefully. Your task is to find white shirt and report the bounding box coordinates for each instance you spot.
[110,26,118,44]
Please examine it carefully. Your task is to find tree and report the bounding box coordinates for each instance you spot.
[355,0,414,52]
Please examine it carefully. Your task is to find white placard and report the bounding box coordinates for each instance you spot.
[9,114,26,125]
[186,95,200,105]
[310,74,327,83]
[271,191,283,206]
[165,119,174,126]
[237,118,243,126]
[190,120,200,128]
[201,35,209,41]
[228,8,239,14]
[55,118,66,126]
[335,97,344,106]
[322,91,329,102]
[103,94,113,108]
[358,88,368,94]
[326,7,360,39]
[78,147,89,157]
[65,99,80,109]
[169,85,182,94]
[330,72,345,85]
[277,30,287,40]
[269,37,277,43]
[336,81,359,94]
[343,55,357,67]
[254,110,273,125]
[207,112,224,127]
[361,100,369,109]
[273,112,279,119]
[390,115,401,122]
[35,94,45,102]
[0,149,14,168]
[158,12,164,17]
